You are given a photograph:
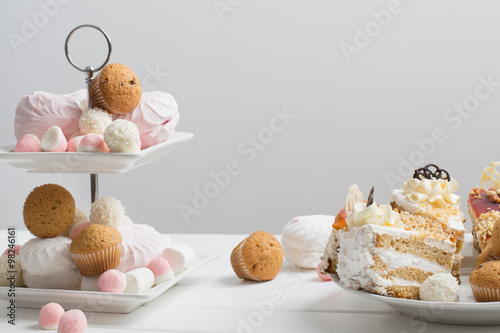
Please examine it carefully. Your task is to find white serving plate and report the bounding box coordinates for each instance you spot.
[0,252,220,314]
[0,132,193,174]
[331,234,500,325]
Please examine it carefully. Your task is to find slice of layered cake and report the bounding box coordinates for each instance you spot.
[322,185,457,300]
[468,161,500,252]
[389,164,465,281]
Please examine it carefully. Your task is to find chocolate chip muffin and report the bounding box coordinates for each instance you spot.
[89,63,142,114]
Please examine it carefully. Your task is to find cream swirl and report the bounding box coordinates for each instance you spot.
[346,202,403,230]
[401,178,460,208]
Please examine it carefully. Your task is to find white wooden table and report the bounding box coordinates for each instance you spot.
[0,230,498,333]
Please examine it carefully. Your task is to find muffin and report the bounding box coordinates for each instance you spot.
[230,231,283,281]
[70,224,122,276]
[469,260,500,302]
[23,184,75,238]
[88,63,142,114]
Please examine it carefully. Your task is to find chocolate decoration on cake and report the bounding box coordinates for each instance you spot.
[366,186,375,206]
[413,164,450,181]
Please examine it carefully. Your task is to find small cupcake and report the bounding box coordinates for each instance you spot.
[23,184,75,238]
[469,260,500,302]
[70,224,122,276]
[230,231,283,281]
[88,63,142,114]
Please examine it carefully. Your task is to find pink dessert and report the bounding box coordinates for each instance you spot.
[77,133,109,153]
[148,256,174,285]
[117,91,179,149]
[15,134,42,152]
[39,302,65,330]
[67,135,84,152]
[14,91,82,141]
[316,262,331,281]
[57,309,87,333]
[98,269,126,293]
[3,244,21,256]
[69,221,91,239]
[116,224,168,273]
[41,126,68,152]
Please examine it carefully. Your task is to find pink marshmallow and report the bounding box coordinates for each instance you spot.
[57,309,87,333]
[41,126,68,152]
[148,256,174,285]
[69,221,91,239]
[77,133,109,153]
[98,269,127,293]
[3,244,21,256]
[39,302,65,330]
[15,134,42,152]
[317,262,331,281]
[67,135,84,152]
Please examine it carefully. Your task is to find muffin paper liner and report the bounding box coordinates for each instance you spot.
[88,76,120,114]
[230,237,262,281]
[72,242,121,276]
[470,283,500,302]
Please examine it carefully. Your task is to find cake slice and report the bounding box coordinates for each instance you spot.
[322,185,457,299]
[336,224,455,299]
[468,161,500,252]
[389,164,465,281]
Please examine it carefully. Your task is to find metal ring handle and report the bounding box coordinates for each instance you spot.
[64,24,112,73]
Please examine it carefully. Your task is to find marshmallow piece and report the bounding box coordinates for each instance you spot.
[124,267,155,293]
[98,269,126,293]
[77,133,109,153]
[67,135,84,152]
[69,221,91,239]
[39,302,65,330]
[317,262,332,281]
[15,134,42,152]
[148,256,174,285]
[2,244,21,256]
[162,244,195,274]
[41,126,68,152]
[57,309,87,333]
[80,276,100,291]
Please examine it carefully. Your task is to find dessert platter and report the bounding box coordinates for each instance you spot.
[0,251,220,314]
[320,164,500,325]
[0,25,217,325]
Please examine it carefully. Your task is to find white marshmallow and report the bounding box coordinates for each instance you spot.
[80,276,100,291]
[41,126,68,152]
[162,244,195,274]
[124,267,155,294]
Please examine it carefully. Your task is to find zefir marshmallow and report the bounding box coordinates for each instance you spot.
[41,126,68,152]
[162,244,195,274]
[15,134,42,152]
[124,267,155,293]
[77,133,109,153]
[148,256,174,285]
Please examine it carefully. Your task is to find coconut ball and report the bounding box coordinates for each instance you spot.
[103,119,140,153]
[79,107,113,135]
[90,197,133,229]
[419,273,459,302]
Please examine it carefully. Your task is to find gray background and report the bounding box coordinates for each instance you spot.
[1,0,498,235]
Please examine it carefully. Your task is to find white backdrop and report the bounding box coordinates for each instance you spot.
[1,0,499,235]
